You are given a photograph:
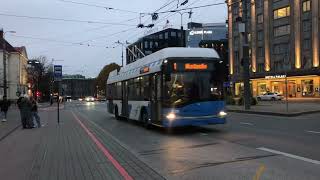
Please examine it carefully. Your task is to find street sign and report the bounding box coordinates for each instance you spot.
[54,65,62,81]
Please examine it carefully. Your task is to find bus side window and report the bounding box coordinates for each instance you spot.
[141,75,150,101]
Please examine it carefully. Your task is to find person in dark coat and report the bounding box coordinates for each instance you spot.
[17,95,33,129]
[0,96,11,122]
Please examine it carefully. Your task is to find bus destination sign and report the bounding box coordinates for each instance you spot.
[140,66,150,74]
[185,63,208,70]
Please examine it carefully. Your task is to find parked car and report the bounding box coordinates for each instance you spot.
[257,92,284,101]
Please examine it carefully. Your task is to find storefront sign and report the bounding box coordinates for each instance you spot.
[189,30,213,36]
[265,75,286,79]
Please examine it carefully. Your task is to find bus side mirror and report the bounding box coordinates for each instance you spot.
[165,74,171,81]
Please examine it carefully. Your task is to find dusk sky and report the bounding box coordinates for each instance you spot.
[1,0,227,77]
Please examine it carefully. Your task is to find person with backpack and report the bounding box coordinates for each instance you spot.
[0,96,11,122]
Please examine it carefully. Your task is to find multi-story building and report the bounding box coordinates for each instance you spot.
[186,22,227,48]
[61,75,95,98]
[126,28,185,64]
[1,32,29,100]
[227,0,320,98]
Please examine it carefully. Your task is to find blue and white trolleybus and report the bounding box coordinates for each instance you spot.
[106,47,227,128]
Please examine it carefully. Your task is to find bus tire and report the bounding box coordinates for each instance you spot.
[141,110,150,129]
[114,106,120,120]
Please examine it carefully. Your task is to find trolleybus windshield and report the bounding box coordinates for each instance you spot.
[163,61,224,107]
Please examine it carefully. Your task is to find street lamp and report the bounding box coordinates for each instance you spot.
[115,40,132,67]
[27,60,41,101]
[1,30,16,99]
[169,10,191,47]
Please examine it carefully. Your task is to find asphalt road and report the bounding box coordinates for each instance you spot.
[66,101,320,180]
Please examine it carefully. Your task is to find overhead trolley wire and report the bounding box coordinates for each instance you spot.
[0,12,137,26]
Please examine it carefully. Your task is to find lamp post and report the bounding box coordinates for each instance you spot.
[1,30,16,99]
[284,51,290,113]
[115,41,126,67]
[170,10,191,47]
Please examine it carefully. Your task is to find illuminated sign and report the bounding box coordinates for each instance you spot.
[185,63,208,70]
[189,30,213,36]
[265,75,286,79]
[140,66,150,74]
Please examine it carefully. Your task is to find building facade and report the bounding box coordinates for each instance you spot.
[0,35,28,100]
[61,75,95,98]
[227,0,320,98]
[126,28,185,64]
[186,22,228,47]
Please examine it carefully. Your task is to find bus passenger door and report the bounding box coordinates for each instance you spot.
[150,74,161,123]
[121,81,129,118]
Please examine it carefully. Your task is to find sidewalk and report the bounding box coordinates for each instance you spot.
[0,107,164,180]
[0,108,21,141]
[227,101,320,116]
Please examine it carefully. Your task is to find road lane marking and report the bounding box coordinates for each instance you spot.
[71,112,133,180]
[253,164,266,180]
[257,147,320,165]
[240,122,254,126]
[306,130,320,134]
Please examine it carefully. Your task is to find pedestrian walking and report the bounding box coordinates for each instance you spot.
[0,96,11,122]
[30,97,41,128]
[17,95,33,129]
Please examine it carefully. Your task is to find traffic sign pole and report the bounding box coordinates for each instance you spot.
[58,82,60,124]
[54,65,62,124]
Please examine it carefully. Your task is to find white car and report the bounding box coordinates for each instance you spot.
[257,92,284,101]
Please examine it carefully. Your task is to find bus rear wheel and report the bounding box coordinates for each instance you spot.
[114,106,120,120]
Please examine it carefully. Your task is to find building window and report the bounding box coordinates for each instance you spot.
[302,20,311,32]
[273,43,289,54]
[273,6,290,19]
[301,79,314,96]
[274,25,290,37]
[150,41,153,48]
[233,6,239,15]
[257,14,263,24]
[257,63,264,72]
[164,32,169,39]
[144,41,149,49]
[256,0,263,8]
[274,61,283,71]
[258,47,264,57]
[303,39,311,50]
[170,31,177,37]
[159,34,163,39]
[257,31,263,41]
[303,0,311,12]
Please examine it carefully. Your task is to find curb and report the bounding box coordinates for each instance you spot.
[227,109,320,117]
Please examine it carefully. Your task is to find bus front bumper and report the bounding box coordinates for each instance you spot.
[162,115,226,127]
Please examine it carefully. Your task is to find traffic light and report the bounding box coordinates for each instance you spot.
[36,91,41,97]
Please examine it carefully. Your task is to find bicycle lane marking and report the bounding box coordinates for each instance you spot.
[71,111,133,180]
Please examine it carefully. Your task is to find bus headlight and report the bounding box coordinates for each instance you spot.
[166,113,176,121]
[218,111,227,117]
